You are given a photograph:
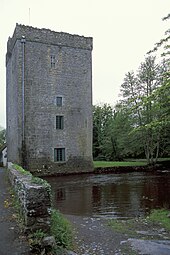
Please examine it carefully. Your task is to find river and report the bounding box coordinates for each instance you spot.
[45,171,170,219]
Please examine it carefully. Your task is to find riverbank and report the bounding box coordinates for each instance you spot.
[94,159,170,174]
[66,211,170,255]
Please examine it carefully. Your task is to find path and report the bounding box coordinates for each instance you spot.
[66,214,170,255]
[0,167,30,255]
[66,215,125,255]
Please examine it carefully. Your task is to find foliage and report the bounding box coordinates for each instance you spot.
[93,104,114,160]
[28,230,47,254]
[93,59,169,163]
[119,56,163,164]
[93,15,169,164]
[13,164,32,175]
[51,209,73,249]
[0,128,6,148]
[148,13,170,57]
[148,209,170,231]
[94,161,147,168]
[31,176,51,189]
[13,164,50,190]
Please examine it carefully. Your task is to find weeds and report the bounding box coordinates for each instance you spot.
[28,229,47,253]
[10,164,73,253]
[51,209,73,249]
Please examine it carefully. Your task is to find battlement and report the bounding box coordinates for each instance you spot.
[7,24,93,63]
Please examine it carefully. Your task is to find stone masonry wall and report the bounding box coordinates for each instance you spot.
[8,163,51,233]
[6,24,93,175]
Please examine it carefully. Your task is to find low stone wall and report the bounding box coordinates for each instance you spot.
[8,163,51,233]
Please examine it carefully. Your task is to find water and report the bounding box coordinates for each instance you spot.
[45,171,170,219]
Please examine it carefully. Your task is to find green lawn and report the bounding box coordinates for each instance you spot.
[93,161,147,168]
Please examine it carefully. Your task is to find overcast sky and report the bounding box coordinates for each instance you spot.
[0,0,169,128]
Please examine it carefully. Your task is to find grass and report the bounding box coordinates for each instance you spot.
[108,219,138,237]
[13,163,32,175]
[51,209,73,250]
[10,165,73,253]
[148,209,170,231]
[93,161,147,168]
[13,164,50,188]
[108,209,170,238]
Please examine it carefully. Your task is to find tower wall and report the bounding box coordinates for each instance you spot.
[6,24,93,175]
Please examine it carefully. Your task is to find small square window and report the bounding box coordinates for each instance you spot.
[51,55,55,68]
[54,148,65,162]
[56,97,62,107]
[56,116,64,129]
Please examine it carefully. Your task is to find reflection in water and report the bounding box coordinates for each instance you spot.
[45,172,170,219]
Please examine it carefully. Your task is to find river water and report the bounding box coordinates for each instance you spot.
[45,171,170,219]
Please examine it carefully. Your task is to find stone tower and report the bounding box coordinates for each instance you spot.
[6,24,93,175]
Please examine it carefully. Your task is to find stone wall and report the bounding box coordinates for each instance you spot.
[8,163,51,233]
[6,24,93,175]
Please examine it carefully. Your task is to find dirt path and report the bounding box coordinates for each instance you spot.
[66,214,170,255]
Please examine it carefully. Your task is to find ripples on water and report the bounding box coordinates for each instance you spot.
[45,172,170,219]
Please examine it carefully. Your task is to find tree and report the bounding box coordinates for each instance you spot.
[93,104,114,160]
[0,128,6,148]
[119,56,167,164]
[148,13,170,58]
[93,103,143,161]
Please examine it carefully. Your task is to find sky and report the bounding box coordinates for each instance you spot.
[0,0,169,128]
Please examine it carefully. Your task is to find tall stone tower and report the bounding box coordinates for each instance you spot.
[6,24,93,175]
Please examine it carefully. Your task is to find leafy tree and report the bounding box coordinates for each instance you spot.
[0,128,6,148]
[93,103,143,161]
[93,14,169,163]
[93,104,114,160]
[119,56,168,164]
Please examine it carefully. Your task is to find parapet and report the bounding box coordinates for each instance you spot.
[7,24,93,57]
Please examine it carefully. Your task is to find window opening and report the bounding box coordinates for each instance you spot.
[54,148,65,162]
[56,96,62,106]
[56,116,64,129]
[51,55,55,68]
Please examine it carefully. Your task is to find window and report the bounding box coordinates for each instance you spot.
[56,116,64,129]
[50,55,55,68]
[56,96,62,107]
[54,148,65,162]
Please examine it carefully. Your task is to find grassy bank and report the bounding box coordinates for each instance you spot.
[148,209,170,231]
[94,161,147,168]
[108,209,170,236]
